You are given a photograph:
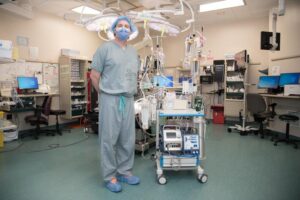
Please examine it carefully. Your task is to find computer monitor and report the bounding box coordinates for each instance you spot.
[257,76,280,89]
[17,77,39,90]
[279,73,300,87]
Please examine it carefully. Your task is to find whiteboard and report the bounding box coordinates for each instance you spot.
[43,63,59,93]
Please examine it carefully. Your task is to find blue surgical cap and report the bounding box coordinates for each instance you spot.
[110,15,137,33]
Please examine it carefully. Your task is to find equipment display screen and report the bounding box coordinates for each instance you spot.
[17,77,39,90]
[166,132,176,138]
[153,75,173,87]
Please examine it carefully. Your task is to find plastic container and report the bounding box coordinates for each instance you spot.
[211,105,224,124]
[0,131,4,148]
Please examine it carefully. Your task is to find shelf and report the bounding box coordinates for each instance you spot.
[0,58,15,64]
[226,81,244,83]
[60,55,89,120]
[71,80,84,83]
[71,115,84,119]
[71,102,87,105]
[225,99,244,102]
[71,94,85,97]
[226,92,244,94]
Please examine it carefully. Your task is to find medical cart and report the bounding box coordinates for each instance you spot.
[155,109,208,184]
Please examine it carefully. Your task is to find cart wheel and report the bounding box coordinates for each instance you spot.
[198,174,208,183]
[157,176,167,185]
[151,154,157,161]
[227,128,232,133]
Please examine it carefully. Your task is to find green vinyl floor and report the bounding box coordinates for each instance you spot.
[0,124,300,200]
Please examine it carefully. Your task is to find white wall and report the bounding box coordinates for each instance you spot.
[0,10,102,61]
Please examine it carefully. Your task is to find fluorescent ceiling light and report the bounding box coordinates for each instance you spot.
[72,6,100,15]
[199,0,245,13]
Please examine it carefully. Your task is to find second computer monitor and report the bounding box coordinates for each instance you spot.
[279,73,300,87]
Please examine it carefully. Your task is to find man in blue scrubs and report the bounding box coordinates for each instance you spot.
[90,16,140,193]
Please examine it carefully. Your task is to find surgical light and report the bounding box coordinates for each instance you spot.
[148,22,180,36]
[72,6,101,15]
[84,15,118,31]
[199,0,245,13]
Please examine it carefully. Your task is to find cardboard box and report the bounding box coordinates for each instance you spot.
[61,48,80,57]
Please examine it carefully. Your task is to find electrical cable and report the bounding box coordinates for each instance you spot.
[0,131,89,153]
[0,142,24,153]
[24,133,90,153]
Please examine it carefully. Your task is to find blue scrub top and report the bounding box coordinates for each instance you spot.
[91,41,139,97]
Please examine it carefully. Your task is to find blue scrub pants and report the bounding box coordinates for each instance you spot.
[99,92,135,181]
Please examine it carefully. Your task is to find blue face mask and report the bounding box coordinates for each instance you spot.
[115,27,130,41]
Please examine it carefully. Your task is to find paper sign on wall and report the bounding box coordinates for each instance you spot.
[269,66,280,75]
[29,46,39,60]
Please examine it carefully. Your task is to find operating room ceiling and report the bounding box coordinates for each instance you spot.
[1,0,279,27]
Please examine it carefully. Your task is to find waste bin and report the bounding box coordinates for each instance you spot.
[211,105,224,124]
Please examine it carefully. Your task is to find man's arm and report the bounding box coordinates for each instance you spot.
[90,69,100,93]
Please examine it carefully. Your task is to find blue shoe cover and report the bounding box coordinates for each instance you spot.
[105,179,122,193]
[117,175,140,185]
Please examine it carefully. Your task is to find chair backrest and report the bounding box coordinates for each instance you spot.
[246,93,266,114]
[41,96,52,116]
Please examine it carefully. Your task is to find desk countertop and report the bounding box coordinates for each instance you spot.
[260,93,300,99]
[17,93,59,97]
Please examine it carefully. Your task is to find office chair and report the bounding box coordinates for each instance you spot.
[274,114,299,149]
[49,109,70,135]
[24,96,52,139]
[246,93,277,138]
